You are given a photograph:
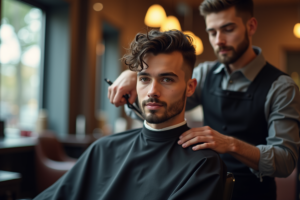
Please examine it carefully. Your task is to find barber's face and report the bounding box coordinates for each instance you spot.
[137,52,188,126]
[206,7,250,65]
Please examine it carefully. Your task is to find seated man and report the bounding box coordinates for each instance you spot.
[34,30,226,200]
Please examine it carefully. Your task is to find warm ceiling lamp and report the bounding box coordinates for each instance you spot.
[93,3,103,11]
[294,23,300,38]
[183,31,204,55]
[144,4,167,27]
[160,16,182,32]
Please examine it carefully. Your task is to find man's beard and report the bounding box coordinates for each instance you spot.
[215,30,249,65]
[141,89,186,124]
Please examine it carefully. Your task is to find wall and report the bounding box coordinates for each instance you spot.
[190,3,300,69]
[254,3,300,71]
[68,1,300,133]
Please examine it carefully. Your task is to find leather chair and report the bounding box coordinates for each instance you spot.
[223,172,235,200]
[275,168,297,200]
[35,131,77,193]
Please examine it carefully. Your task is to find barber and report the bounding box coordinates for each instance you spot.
[107,0,300,199]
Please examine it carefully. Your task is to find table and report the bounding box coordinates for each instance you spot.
[0,170,22,200]
[0,137,37,155]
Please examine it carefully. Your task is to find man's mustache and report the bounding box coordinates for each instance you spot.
[142,98,167,108]
[216,46,234,53]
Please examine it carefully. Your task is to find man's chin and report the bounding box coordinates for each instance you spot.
[145,113,169,124]
[217,56,233,65]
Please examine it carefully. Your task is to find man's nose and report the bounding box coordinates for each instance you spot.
[147,80,161,98]
[216,32,226,46]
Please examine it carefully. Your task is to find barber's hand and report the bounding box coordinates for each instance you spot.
[108,70,137,107]
[178,126,233,154]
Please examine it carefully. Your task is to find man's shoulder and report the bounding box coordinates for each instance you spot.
[92,128,142,147]
[174,146,226,175]
[189,147,222,160]
[264,63,298,93]
[176,143,224,165]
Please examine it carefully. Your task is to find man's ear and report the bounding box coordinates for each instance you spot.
[247,17,258,37]
[186,78,197,97]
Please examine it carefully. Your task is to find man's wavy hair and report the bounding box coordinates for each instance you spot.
[199,0,253,22]
[123,30,196,79]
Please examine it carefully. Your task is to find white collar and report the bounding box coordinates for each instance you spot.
[144,120,187,132]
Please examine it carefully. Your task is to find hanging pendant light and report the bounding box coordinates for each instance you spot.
[144,4,167,27]
[293,23,300,38]
[294,1,300,39]
[183,31,204,55]
[194,36,204,55]
[160,16,182,32]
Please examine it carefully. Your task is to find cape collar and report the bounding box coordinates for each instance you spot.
[142,122,189,141]
[144,120,187,131]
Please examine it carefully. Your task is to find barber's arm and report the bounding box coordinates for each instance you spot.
[178,75,300,177]
[178,126,261,170]
[253,75,300,177]
[107,70,137,107]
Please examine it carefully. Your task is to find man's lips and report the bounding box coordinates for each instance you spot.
[219,49,231,54]
[145,103,163,110]
[217,47,232,54]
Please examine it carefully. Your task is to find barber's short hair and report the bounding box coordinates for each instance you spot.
[199,0,254,21]
[123,30,196,78]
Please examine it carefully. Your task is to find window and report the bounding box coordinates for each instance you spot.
[0,0,44,134]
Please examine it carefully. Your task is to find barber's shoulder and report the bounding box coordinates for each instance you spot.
[266,75,300,109]
[277,75,297,84]
[194,61,218,70]
[192,60,218,78]
[271,75,299,91]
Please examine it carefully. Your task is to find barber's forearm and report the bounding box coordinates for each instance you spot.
[228,137,260,171]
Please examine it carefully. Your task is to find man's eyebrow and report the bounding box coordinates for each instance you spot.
[158,72,178,78]
[137,72,150,76]
[137,72,178,78]
[206,22,236,32]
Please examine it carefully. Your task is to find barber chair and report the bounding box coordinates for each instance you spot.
[223,172,235,200]
[35,131,77,193]
[275,168,297,200]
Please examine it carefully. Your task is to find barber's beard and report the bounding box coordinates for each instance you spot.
[215,31,249,65]
[141,89,186,124]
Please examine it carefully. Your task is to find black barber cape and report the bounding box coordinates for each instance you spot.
[34,124,226,200]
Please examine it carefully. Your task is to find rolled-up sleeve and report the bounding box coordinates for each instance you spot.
[250,75,300,177]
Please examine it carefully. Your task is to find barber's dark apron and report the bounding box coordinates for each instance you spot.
[201,62,286,200]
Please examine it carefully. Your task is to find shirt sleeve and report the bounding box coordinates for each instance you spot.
[186,61,217,111]
[250,75,300,178]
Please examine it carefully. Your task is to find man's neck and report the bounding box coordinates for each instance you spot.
[228,46,257,74]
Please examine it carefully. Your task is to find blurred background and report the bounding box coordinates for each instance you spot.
[0,0,299,137]
[0,0,299,199]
